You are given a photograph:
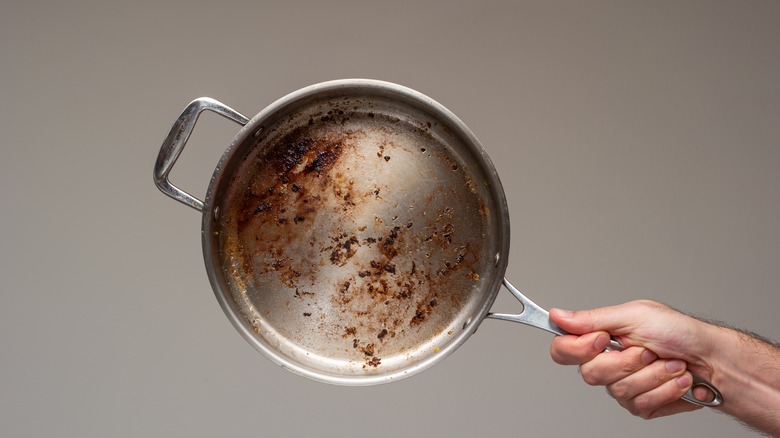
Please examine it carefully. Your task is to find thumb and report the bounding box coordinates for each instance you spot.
[550,305,637,336]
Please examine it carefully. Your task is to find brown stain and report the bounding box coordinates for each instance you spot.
[220,108,486,366]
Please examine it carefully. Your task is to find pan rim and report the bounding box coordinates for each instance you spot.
[201,79,511,385]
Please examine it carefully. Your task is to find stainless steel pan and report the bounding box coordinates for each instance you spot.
[154,79,721,406]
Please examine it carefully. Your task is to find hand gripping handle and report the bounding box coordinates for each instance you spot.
[487,278,723,407]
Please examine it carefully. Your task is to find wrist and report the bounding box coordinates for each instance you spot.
[679,313,720,367]
[703,324,780,432]
[700,324,736,394]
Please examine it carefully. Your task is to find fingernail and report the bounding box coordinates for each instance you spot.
[666,359,685,373]
[594,334,610,351]
[677,374,692,388]
[641,349,658,365]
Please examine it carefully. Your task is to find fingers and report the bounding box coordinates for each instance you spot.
[643,397,703,419]
[611,370,703,419]
[606,358,687,401]
[550,332,611,365]
[578,346,657,385]
[552,336,702,420]
[592,356,701,419]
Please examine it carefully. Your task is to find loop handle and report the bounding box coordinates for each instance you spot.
[153,97,249,211]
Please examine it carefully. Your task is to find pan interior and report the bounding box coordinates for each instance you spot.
[210,86,507,382]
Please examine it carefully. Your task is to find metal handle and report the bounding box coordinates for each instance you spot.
[487,278,724,407]
[153,97,249,211]
[488,278,568,335]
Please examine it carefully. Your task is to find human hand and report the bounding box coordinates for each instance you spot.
[549,300,717,419]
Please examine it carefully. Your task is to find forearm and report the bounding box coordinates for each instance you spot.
[708,324,780,436]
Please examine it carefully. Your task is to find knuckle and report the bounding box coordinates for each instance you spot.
[549,344,565,364]
[550,350,572,365]
[607,381,630,400]
[633,299,662,309]
[615,397,641,417]
[607,383,626,400]
[619,355,642,375]
[638,411,653,420]
[579,364,601,386]
[648,370,666,388]
[628,405,646,418]
[549,340,576,365]
[632,395,653,415]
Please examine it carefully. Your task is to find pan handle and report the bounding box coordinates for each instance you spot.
[487,278,568,336]
[153,97,249,212]
[487,278,723,408]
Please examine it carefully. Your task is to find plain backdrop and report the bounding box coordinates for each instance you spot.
[1,1,778,437]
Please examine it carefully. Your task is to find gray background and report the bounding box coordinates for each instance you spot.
[2,1,778,437]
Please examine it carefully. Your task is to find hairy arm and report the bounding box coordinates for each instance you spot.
[708,323,780,435]
[548,300,780,436]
